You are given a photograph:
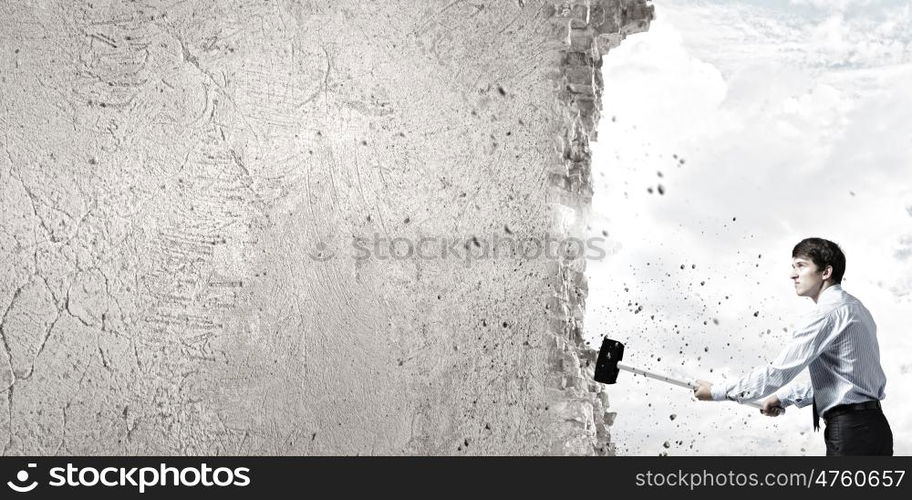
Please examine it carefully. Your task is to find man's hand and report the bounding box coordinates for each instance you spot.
[760,395,785,417]
[693,379,713,401]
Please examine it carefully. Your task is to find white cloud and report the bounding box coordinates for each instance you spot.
[663,1,912,74]
[790,0,875,10]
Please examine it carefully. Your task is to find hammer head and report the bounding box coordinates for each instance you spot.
[594,338,625,384]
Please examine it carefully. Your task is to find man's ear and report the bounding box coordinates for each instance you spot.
[821,265,833,281]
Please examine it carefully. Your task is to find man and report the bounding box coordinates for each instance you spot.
[693,237,892,456]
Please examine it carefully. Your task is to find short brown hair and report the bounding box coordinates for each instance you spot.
[792,237,846,284]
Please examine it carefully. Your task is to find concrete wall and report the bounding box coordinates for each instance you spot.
[0,0,651,455]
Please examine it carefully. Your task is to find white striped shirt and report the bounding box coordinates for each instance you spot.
[710,284,887,415]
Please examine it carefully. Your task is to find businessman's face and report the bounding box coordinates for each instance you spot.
[791,256,828,297]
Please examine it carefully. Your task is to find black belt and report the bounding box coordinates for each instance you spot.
[823,400,881,421]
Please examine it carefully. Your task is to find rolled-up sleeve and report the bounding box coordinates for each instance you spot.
[710,311,837,403]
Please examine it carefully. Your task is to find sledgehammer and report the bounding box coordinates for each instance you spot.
[594,337,778,412]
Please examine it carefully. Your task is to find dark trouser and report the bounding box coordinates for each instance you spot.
[823,408,893,456]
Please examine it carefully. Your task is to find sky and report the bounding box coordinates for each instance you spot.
[584,0,912,455]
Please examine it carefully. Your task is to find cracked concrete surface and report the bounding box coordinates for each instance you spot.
[0,0,651,455]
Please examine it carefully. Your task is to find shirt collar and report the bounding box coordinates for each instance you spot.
[818,283,843,304]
